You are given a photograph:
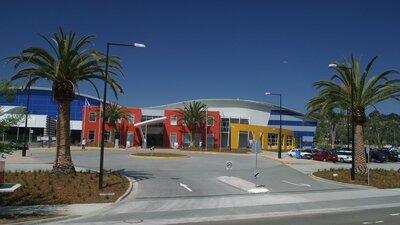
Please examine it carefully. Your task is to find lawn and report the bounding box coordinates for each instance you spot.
[314,168,400,189]
[0,170,129,206]
[130,153,189,158]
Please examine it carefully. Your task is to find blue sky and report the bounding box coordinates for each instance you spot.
[1,0,399,114]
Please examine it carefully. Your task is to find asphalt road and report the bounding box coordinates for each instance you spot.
[182,206,400,225]
[29,150,351,198]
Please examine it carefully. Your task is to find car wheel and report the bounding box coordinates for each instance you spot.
[323,158,327,162]
[340,158,344,163]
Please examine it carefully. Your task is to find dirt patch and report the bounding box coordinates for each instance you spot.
[0,170,129,206]
[0,214,63,224]
[314,168,400,188]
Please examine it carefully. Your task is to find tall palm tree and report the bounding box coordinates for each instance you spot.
[177,101,207,147]
[103,102,129,144]
[6,28,124,174]
[306,55,399,174]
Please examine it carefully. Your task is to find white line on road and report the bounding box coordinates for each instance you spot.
[179,183,192,192]
[375,221,384,224]
[390,213,400,216]
[282,180,311,187]
[362,222,372,225]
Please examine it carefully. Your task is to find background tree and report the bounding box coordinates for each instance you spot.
[177,101,207,148]
[6,28,124,174]
[103,102,129,144]
[365,111,400,147]
[312,110,346,149]
[306,55,399,175]
[0,78,23,158]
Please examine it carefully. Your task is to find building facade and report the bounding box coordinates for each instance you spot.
[82,99,316,150]
[1,88,316,149]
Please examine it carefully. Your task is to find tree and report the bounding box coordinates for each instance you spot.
[306,55,399,175]
[103,102,129,144]
[311,110,346,149]
[6,28,124,174]
[177,101,207,148]
[0,78,23,158]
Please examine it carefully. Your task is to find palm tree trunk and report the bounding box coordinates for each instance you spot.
[52,100,75,174]
[190,129,195,148]
[354,124,367,174]
[109,126,115,144]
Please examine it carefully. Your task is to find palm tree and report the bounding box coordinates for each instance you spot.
[103,102,129,144]
[306,55,399,175]
[177,101,207,148]
[6,28,124,174]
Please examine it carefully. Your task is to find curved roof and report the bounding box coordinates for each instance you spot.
[21,86,102,102]
[145,98,305,116]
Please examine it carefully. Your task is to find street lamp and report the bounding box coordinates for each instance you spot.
[99,42,145,189]
[328,63,355,181]
[22,76,31,157]
[265,92,282,159]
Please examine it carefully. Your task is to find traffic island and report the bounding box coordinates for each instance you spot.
[129,153,190,159]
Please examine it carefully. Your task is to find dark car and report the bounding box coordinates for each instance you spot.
[312,150,338,163]
[381,150,399,162]
[369,150,388,163]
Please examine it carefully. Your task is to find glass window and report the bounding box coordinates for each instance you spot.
[287,135,292,146]
[182,133,191,147]
[221,118,229,133]
[89,112,96,122]
[268,134,278,146]
[170,115,177,125]
[128,114,135,124]
[88,130,95,142]
[207,116,214,126]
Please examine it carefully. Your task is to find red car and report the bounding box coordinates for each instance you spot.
[312,150,338,163]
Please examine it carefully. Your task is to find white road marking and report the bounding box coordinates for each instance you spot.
[362,222,372,225]
[390,213,400,216]
[375,221,384,224]
[179,183,192,192]
[282,180,311,187]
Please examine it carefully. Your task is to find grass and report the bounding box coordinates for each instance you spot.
[130,153,189,158]
[314,168,400,188]
[0,170,129,206]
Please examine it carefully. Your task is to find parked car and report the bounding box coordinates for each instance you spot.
[312,150,338,162]
[287,149,297,158]
[381,150,399,162]
[368,150,388,163]
[300,149,313,159]
[336,151,352,163]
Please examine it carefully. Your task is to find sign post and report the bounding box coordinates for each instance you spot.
[251,140,261,187]
[366,145,370,186]
[226,161,233,177]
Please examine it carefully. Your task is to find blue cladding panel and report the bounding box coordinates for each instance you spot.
[0,89,100,120]
[294,131,315,137]
[302,142,313,147]
[270,110,302,116]
[268,120,317,126]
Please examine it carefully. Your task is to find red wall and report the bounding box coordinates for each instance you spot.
[81,106,142,147]
[163,110,220,148]
[82,107,221,148]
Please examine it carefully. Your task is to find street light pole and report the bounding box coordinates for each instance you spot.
[329,63,355,181]
[265,92,282,159]
[99,42,145,189]
[22,76,31,157]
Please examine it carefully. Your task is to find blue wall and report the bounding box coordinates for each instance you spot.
[0,89,100,120]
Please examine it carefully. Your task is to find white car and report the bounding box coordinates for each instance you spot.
[287,149,312,159]
[287,149,297,157]
[337,151,352,163]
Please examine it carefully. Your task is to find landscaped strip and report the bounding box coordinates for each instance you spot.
[313,168,400,189]
[129,153,190,159]
[1,170,129,206]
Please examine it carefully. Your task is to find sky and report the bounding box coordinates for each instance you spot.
[1,0,400,114]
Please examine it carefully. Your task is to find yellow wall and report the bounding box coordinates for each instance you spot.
[230,123,295,150]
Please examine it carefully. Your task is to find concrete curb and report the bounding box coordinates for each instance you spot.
[309,172,376,189]
[128,154,190,159]
[181,150,250,156]
[115,177,134,203]
[260,155,291,166]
